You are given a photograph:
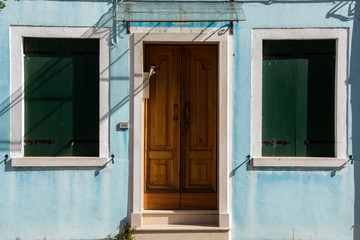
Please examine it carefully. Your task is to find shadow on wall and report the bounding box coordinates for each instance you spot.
[226,1,359,239]
[327,0,360,239]
[92,1,359,238]
[349,1,360,239]
[0,0,127,169]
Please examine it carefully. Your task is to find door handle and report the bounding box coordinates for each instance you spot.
[173,104,178,121]
[184,103,190,129]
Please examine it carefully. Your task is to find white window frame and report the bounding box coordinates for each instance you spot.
[9,26,110,167]
[251,28,348,168]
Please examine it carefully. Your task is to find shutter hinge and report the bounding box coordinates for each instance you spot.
[0,154,8,165]
[262,140,290,145]
[349,155,354,165]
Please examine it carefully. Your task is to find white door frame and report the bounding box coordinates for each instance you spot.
[129,26,233,228]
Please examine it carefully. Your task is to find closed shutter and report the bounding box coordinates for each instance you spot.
[262,40,335,157]
[262,59,308,156]
[24,38,99,157]
[305,49,335,157]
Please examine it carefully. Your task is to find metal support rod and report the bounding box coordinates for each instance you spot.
[126,0,131,34]
[229,0,234,35]
[1,154,8,165]
[247,155,251,165]
[126,22,130,34]
[104,154,115,166]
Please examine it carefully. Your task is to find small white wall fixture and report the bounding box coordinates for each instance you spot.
[129,26,233,229]
[251,28,348,168]
[9,26,110,167]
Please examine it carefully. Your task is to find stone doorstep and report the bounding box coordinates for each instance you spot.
[135,225,230,240]
[137,224,230,232]
[141,210,219,226]
[137,211,230,240]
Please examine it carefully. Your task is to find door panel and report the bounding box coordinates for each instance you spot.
[181,193,217,210]
[182,46,217,191]
[145,45,217,210]
[149,53,179,151]
[145,46,181,200]
[144,193,180,210]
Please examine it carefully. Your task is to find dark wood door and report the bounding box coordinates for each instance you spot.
[144,45,218,210]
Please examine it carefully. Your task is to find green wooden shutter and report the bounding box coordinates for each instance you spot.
[68,39,99,156]
[262,59,307,156]
[305,47,335,157]
[24,38,64,156]
[294,59,309,156]
[262,40,335,157]
[24,38,99,157]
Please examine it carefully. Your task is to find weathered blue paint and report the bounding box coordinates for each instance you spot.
[0,1,129,239]
[0,0,359,239]
[231,2,356,240]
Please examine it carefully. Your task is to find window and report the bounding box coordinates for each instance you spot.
[10,26,110,167]
[251,28,348,167]
[24,38,99,157]
[262,40,335,157]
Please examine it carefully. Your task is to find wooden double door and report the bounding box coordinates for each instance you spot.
[144,45,218,210]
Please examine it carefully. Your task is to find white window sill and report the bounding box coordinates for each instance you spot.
[252,157,347,168]
[11,157,108,167]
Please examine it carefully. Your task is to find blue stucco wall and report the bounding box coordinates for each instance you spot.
[0,1,130,239]
[0,0,358,239]
[231,2,356,240]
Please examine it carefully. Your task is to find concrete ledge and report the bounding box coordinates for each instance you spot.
[137,224,230,232]
[253,157,347,168]
[11,157,108,167]
[219,213,230,228]
[142,210,218,215]
[142,210,219,226]
[131,213,142,227]
[135,226,230,240]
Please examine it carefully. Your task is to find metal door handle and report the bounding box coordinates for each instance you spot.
[173,104,178,121]
[184,103,189,129]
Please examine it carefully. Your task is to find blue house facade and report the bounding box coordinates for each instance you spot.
[0,1,358,239]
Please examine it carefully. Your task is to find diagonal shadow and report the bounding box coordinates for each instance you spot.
[326,0,355,22]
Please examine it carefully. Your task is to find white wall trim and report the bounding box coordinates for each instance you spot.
[252,157,347,168]
[9,25,110,167]
[11,157,108,167]
[129,26,232,229]
[251,28,348,167]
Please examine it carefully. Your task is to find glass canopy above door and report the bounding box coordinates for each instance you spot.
[115,1,246,22]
